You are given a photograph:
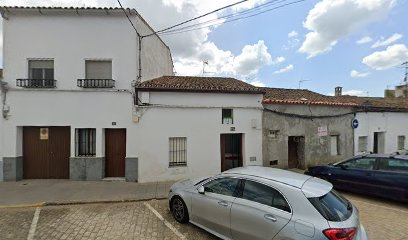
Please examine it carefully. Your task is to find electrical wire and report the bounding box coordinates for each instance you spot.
[117,0,140,37]
[159,0,306,36]
[142,0,249,38]
[160,0,287,35]
[264,108,357,119]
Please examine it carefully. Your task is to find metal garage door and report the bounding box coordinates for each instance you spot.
[23,127,70,179]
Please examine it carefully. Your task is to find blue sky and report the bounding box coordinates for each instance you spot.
[1,0,408,97]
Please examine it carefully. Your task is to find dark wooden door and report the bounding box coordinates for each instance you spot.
[105,129,126,177]
[221,134,242,172]
[23,127,70,179]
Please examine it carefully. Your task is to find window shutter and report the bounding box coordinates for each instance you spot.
[29,60,54,69]
[86,60,112,79]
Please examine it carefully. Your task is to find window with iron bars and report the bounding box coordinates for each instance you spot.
[169,137,187,167]
[75,128,96,157]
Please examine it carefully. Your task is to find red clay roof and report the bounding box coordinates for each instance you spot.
[262,88,358,106]
[136,76,264,94]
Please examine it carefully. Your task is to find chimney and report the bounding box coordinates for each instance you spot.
[335,86,342,96]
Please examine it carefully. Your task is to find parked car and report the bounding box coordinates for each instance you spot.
[305,154,408,202]
[169,166,367,240]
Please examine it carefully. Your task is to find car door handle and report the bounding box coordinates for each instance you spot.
[366,172,373,176]
[218,201,229,207]
[264,214,277,222]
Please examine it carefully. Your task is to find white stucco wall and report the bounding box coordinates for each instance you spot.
[2,9,173,89]
[354,112,408,154]
[2,90,263,182]
[0,8,173,181]
[134,92,264,182]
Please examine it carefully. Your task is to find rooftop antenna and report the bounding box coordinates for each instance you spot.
[202,60,215,76]
[298,79,311,89]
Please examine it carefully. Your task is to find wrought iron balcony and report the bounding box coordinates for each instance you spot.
[77,79,115,88]
[16,79,57,88]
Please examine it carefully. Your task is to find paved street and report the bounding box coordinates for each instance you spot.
[0,193,407,240]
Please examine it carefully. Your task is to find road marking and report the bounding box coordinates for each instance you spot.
[27,207,41,240]
[144,202,187,240]
[351,199,408,214]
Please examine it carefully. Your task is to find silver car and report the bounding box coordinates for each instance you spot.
[168,166,368,240]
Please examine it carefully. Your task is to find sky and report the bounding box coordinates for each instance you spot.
[1,0,408,97]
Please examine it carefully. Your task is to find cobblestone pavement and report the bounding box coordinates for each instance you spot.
[0,194,407,240]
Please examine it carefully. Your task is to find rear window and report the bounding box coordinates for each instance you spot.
[308,190,352,222]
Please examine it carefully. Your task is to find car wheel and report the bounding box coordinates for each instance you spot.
[171,197,189,223]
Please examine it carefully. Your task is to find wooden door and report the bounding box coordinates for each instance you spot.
[23,127,70,179]
[105,129,126,177]
[221,134,242,172]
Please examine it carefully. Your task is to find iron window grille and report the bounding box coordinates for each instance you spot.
[75,128,96,157]
[16,79,57,88]
[222,109,233,124]
[169,137,187,167]
[398,136,406,150]
[77,79,115,88]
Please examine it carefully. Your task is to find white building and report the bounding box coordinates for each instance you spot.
[0,6,173,181]
[354,111,408,155]
[0,7,263,182]
[134,76,264,182]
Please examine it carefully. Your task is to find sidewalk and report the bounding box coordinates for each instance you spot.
[0,180,174,207]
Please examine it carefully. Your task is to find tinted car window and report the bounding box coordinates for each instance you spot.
[379,158,408,172]
[308,190,352,222]
[204,177,240,197]
[241,180,290,212]
[342,158,376,170]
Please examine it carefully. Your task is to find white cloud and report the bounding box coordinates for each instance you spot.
[350,70,369,78]
[363,44,408,70]
[288,30,298,38]
[371,33,403,48]
[274,64,294,74]
[233,40,272,76]
[274,56,285,64]
[343,90,366,96]
[356,36,373,44]
[249,80,266,87]
[299,0,396,58]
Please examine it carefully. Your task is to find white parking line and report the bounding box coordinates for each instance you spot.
[27,207,41,240]
[351,199,408,214]
[144,202,187,240]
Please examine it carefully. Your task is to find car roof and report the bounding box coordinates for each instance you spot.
[223,166,313,189]
[353,154,408,160]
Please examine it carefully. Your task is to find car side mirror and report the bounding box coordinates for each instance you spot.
[198,186,205,194]
[340,164,348,170]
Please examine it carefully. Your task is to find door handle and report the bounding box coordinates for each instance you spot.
[218,201,229,207]
[366,172,373,176]
[264,214,277,222]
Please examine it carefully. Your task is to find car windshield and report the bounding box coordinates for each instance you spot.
[308,190,353,222]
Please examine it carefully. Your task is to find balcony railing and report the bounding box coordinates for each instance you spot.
[77,79,115,88]
[16,79,57,88]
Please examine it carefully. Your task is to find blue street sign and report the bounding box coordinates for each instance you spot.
[352,118,359,129]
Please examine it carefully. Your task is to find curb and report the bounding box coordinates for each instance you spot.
[0,202,46,209]
[0,197,168,209]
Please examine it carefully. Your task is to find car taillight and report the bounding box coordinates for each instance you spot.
[323,228,356,240]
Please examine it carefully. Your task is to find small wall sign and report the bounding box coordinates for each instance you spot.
[318,126,328,137]
[230,127,235,132]
[40,128,49,140]
[351,119,359,129]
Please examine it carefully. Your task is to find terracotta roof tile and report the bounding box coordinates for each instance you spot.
[136,76,264,94]
[262,88,358,106]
